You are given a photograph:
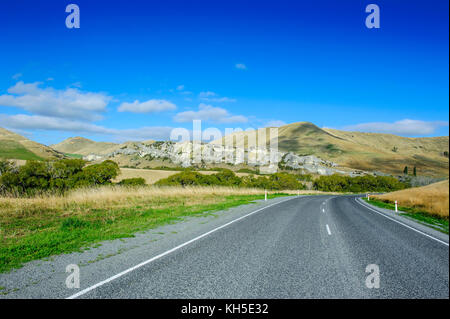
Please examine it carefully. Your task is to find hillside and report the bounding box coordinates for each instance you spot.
[50,137,119,156]
[373,179,449,219]
[212,122,449,177]
[0,127,64,160]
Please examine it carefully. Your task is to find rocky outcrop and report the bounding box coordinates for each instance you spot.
[83,141,362,176]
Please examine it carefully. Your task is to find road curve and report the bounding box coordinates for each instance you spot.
[73,195,449,299]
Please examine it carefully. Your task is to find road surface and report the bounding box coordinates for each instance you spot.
[73,195,449,299]
[1,195,448,299]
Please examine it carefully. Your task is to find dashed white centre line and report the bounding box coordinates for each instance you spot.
[326,224,331,235]
[322,208,325,213]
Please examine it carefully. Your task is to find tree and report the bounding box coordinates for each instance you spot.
[413,166,417,176]
[403,166,408,175]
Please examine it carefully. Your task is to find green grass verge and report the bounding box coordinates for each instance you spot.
[0,193,289,273]
[0,140,43,160]
[363,198,449,234]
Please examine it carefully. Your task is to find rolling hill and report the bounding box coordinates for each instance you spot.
[0,128,64,160]
[50,137,119,156]
[212,122,449,177]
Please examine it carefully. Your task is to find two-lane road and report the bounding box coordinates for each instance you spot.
[71,195,449,299]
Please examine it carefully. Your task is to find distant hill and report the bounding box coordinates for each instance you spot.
[212,122,449,177]
[50,137,119,156]
[0,127,64,160]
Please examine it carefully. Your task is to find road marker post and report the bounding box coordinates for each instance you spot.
[367,194,370,201]
[395,200,398,212]
[265,190,267,201]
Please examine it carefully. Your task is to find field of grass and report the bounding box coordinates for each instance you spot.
[0,140,43,161]
[366,180,449,233]
[0,186,290,273]
[372,180,449,218]
[63,153,83,159]
[363,198,448,234]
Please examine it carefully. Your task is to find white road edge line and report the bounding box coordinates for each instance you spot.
[66,196,298,299]
[326,224,331,235]
[355,198,449,247]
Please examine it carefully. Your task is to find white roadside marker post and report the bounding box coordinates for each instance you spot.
[395,200,398,212]
[265,190,267,201]
[367,194,370,201]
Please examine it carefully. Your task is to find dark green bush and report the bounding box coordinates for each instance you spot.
[156,169,306,190]
[313,174,408,192]
[0,159,120,196]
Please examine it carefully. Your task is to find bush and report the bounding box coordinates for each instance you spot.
[0,159,121,196]
[313,174,408,193]
[156,169,306,190]
[118,177,146,186]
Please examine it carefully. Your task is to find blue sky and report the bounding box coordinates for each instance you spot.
[0,0,448,145]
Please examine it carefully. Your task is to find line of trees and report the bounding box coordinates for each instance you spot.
[313,174,408,192]
[155,169,307,190]
[1,159,410,195]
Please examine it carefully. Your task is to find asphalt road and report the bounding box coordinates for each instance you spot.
[68,195,448,299]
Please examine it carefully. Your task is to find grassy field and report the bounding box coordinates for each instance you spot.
[372,180,449,218]
[367,180,449,233]
[0,186,290,273]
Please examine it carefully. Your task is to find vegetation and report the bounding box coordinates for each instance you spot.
[363,198,448,234]
[0,140,43,161]
[371,180,449,219]
[313,174,408,193]
[155,169,307,190]
[0,159,120,196]
[118,177,146,186]
[0,186,288,272]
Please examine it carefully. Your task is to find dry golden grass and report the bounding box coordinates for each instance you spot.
[0,186,268,216]
[0,185,336,220]
[373,180,449,218]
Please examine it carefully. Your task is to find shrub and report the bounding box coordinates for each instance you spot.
[0,159,120,196]
[313,174,408,193]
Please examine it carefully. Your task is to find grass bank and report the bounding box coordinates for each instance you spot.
[363,198,449,234]
[0,186,290,273]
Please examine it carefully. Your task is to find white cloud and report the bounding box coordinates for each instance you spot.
[265,120,286,127]
[0,114,174,141]
[199,91,236,102]
[173,103,248,124]
[176,85,185,91]
[0,81,111,121]
[198,91,216,98]
[117,99,176,113]
[12,73,23,80]
[201,97,236,103]
[343,119,449,136]
[235,63,247,70]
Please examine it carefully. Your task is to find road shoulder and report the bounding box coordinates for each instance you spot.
[356,197,449,245]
